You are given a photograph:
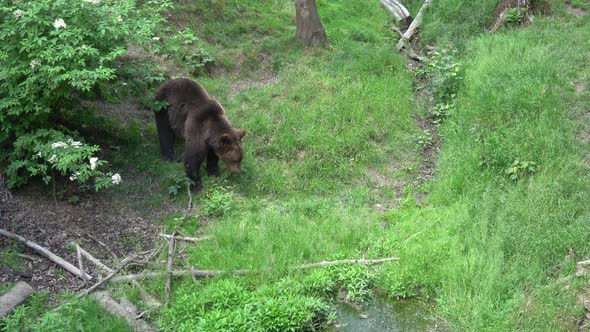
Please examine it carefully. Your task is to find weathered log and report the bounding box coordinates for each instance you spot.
[92,291,155,332]
[396,0,432,50]
[0,282,35,319]
[0,229,92,281]
[381,0,412,26]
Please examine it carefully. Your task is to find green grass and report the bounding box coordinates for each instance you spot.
[1,293,132,332]
[5,0,590,330]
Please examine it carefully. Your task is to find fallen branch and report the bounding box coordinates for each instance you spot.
[164,236,175,306]
[77,246,161,307]
[92,291,155,332]
[76,244,89,284]
[0,282,35,319]
[381,0,412,25]
[0,229,91,281]
[77,253,139,298]
[17,253,42,263]
[111,257,400,283]
[396,0,431,50]
[159,233,212,243]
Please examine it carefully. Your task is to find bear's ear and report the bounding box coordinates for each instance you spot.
[220,134,231,145]
[238,129,246,139]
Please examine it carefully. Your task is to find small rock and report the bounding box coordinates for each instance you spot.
[359,313,368,319]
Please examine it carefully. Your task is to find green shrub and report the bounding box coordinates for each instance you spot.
[0,0,171,188]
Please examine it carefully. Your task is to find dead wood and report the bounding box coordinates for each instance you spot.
[111,257,400,283]
[0,282,35,319]
[0,228,92,281]
[77,253,140,298]
[164,236,175,306]
[159,233,212,242]
[92,291,155,332]
[396,0,431,50]
[381,0,412,26]
[76,244,89,284]
[77,246,161,307]
[16,254,42,263]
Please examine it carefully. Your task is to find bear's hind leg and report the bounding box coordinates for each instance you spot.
[184,144,206,192]
[155,109,175,161]
[206,149,220,177]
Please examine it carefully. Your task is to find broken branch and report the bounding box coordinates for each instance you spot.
[159,233,212,242]
[78,253,139,298]
[0,228,92,281]
[164,236,175,306]
[396,0,431,50]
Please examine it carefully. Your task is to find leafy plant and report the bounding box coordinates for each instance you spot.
[6,129,121,191]
[505,159,538,181]
[184,48,215,76]
[505,7,528,27]
[416,129,434,148]
[0,0,172,187]
[202,185,235,217]
[167,174,194,197]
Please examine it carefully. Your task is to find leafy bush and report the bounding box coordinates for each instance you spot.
[0,0,172,188]
[5,129,120,190]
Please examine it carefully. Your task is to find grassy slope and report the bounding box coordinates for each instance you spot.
[381,0,590,330]
[4,0,590,331]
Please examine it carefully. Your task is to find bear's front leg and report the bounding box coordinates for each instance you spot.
[206,148,220,177]
[184,144,206,192]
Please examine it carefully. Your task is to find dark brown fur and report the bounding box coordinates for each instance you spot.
[154,78,245,191]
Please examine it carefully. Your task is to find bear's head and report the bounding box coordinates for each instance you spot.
[217,129,246,173]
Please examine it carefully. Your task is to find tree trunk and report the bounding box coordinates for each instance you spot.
[295,0,329,47]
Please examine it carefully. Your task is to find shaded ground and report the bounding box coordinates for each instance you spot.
[0,184,181,292]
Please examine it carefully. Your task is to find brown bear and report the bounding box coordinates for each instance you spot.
[154,78,245,192]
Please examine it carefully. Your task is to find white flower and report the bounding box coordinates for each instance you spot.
[51,141,68,149]
[89,157,98,171]
[111,173,122,185]
[69,175,77,181]
[152,37,160,41]
[48,155,58,163]
[83,0,100,3]
[13,9,24,18]
[116,15,123,22]
[30,59,41,69]
[53,18,67,29]
[67,138,82,148]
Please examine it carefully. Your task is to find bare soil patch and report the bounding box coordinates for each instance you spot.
[565,4,588,18]
[0,178,181,293]
[230,70,279,97]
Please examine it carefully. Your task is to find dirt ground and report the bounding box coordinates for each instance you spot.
[0,183,182,292]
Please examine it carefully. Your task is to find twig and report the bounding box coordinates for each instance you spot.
[164,236,175,306]
[77,253,139,298]
[0,228,91,281]
[186,182,193,212]
[78,246,113,273]
[76,244,89,284]
[77,246,161,307]
[17,254,42,263]
[159,233,212,243]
